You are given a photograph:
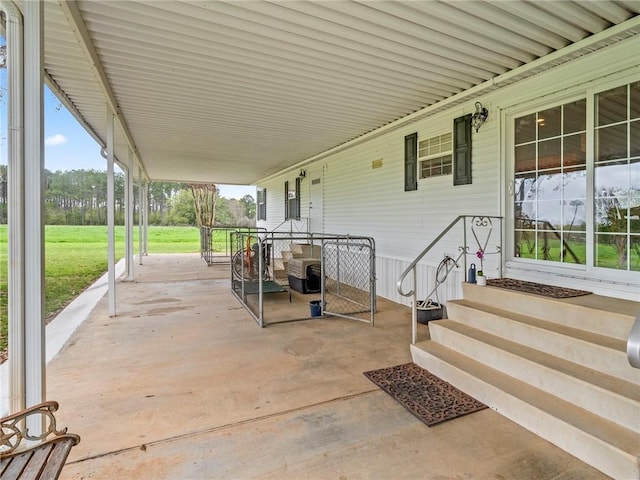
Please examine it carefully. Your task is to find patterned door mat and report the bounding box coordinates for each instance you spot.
[363,363,487,427]
[486,278,591,298]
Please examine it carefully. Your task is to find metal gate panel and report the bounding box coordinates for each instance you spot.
[230,232,375,327]
[322,239,375,325]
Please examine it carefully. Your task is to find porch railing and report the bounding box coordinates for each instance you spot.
[397,215,503,344]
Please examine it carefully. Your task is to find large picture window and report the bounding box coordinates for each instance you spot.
[513,99,587,265]
[594,81,640,271]
[512,80,640,273]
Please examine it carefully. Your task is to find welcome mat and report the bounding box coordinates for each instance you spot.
[363,363,487,427]
[486,278,591,298]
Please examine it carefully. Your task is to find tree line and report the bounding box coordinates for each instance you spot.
[0,166,255,226]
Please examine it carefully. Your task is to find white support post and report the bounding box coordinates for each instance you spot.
[4,0,25,415]
[138,164,143,265]
[23,0,45,413]
[125,148,134,280]
[143,182,148,255]
[106,109,116,316]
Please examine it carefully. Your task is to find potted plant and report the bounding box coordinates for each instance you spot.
[476,249,487,286]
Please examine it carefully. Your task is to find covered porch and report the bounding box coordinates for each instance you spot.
[1,2,639,478]
[45,254,608,479]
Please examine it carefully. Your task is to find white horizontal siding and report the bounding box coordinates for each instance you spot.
[257,173,309,233]
[320,110,501,265]
[257,37,639,304]
[380,256,465,308]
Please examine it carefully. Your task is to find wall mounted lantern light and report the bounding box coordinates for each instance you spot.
[471,101,489,132]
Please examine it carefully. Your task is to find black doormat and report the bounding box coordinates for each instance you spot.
[486,278,591,298]
[363,363,487,427]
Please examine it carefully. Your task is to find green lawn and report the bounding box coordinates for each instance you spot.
[0,225,203,354]
[515,236,640,270]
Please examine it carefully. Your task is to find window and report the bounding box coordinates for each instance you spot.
[257,188,266,221]
[513,99,587,265]
[594,81,640,271]
[419,132,452,179]
[285,178,300,220]
[511,80,640,273]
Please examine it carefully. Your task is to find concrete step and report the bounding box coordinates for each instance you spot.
[446,300,638,384]
[289,243,321,258]
[411,341,640,480]
[272,258,288,280]
[281,251,294,261]
[461,283,636,341]
[428,319,640,432]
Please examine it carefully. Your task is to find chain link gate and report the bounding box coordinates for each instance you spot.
[229,231,375,327]
[322,238,376,325]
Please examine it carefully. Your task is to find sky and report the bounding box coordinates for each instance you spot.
[43,88,256,200]
[0,76,255,200]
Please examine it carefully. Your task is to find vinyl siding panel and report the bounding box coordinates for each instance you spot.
[257,173,309,232]
[257,37,640,304]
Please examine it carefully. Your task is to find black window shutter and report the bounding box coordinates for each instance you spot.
[284,181,289,219]
[453,114,472,186]
[294,177,301,220]
[404,132,418,191]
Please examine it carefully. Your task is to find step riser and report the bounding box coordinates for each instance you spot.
[428,322,639,432]
[461,283,633,341]
[411,345,639,480]
[445,302,637,384]
[289,244,321,258]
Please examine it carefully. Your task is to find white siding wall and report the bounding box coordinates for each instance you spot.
[260,173,309,233]
[258,37,640,304]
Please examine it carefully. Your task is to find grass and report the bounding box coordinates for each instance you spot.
[516,236,640,270]
[0,225,203,355]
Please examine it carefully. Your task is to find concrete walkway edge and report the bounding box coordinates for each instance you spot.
[0,259,127,416]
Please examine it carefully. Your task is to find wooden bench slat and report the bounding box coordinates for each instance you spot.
[39,438,76,480]
[16,443,54,480]
[0,449,35,480]
[1,401,80,480]
[1,454,11,476]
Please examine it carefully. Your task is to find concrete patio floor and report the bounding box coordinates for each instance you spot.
[46,253,609,480]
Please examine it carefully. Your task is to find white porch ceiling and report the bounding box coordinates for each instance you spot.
[32,1,640,184]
